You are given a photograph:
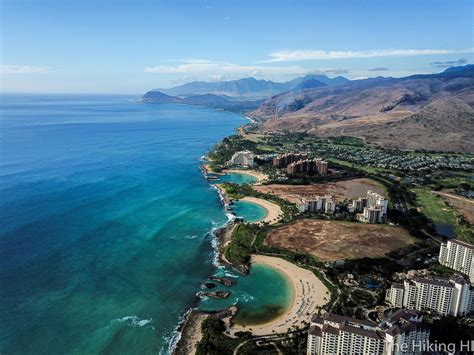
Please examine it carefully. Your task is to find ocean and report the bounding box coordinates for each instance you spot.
[0,94,291,354]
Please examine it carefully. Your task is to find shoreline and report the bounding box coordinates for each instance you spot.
[240,196,282,225]
[229,255,330,336]
[172,146,282,351]
[172,309,208,355]
[222,168,268,183]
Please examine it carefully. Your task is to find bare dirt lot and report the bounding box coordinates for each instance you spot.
[254,178,386,204]
[266,220,414,261]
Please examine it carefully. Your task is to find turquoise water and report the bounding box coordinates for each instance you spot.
[218,172,257,185]
[0,94,291,354]
[199,264,293,325]
[231,201,267,222]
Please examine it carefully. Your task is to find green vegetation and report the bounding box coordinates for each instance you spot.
[429,263,455,277]
[428,316,473,352]
[220,182,250,200]
[201,127,473,350]
[224,224,258,266]
[351,289,375,306]
[207,135,260,171]
[434,171,473,190]
[196,318,246,355]
[328,136,367,147]
[197,317,309,355]
[414,187,473,242]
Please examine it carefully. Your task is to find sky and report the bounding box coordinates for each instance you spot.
[1,0,473,94]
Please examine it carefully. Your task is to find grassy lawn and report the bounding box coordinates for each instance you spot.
[414,188,473,243]
[327,158,386,175]
[438,171,473,189]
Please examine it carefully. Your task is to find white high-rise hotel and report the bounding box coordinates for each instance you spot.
[298,195,336,214]
[439,239,474,282]
[351,190,388,224]
[386,274,474,317]
[227,150,254,168]
[307,310,429,355]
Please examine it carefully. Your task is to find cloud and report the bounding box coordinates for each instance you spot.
[323,68,348,74]
[430,58,468,68]
[0,64,51,74]
[368,67,389,71]
[144,60,311,80]
[263,48,473,62]
[144,60,352,81]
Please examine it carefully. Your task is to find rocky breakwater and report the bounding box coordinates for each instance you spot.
[209,275,237,286]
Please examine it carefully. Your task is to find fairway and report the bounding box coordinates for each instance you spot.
[414,188,473,243]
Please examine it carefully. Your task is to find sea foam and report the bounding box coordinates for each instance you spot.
[113,315,153,328]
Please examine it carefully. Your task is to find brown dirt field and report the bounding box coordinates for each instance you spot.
[434,191,474,224]
[254,178,386,204]
[266,220,414,261]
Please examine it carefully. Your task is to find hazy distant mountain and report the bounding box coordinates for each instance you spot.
[153,75,349,99]
[253,65,474,152]
[292,78,327,91]
[285,74,349,88]
[141,91,263,112]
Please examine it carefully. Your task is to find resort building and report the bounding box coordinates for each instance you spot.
[438,239,474,282]
[386,273,473,317]
[348,196,368,213]
[354,190,388,224]
[272,152,308,167]
[298,195,336,214]
[307,310,429,355]
[286,158,328,176]
[227,150,254,168]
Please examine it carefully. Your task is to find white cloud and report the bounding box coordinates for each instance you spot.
[1,64,52,74]
[264,48,474,62]
[144,60,311,79]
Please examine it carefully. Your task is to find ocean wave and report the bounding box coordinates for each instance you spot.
[183,234,198,240]
[166,308,193,355]
[223,270,239,278]
[113,315,153,328]
[240,293,255,302]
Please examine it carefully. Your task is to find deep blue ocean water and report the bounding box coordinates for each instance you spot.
[0,94,291,354]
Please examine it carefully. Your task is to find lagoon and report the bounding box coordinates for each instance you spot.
[232,200,268,222]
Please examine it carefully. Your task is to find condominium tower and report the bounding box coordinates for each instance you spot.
[307,310,429,355]
[386,274,474,316]
[439,239,474,282]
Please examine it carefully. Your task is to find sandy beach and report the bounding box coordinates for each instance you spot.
[223,169,268,183]
[230,255,329,336]
[241,196,282,225]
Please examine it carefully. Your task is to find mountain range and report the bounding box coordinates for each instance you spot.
[142,65,474,152]
[141,91,263,112]
[252,65,474,152]
[150,75,349,99]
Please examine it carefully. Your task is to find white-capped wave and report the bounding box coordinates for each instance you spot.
[240,293,255,302]
[223,271,239,278]
[113,315,153,328]
[167,308,194,355]
[183,234,198,239]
